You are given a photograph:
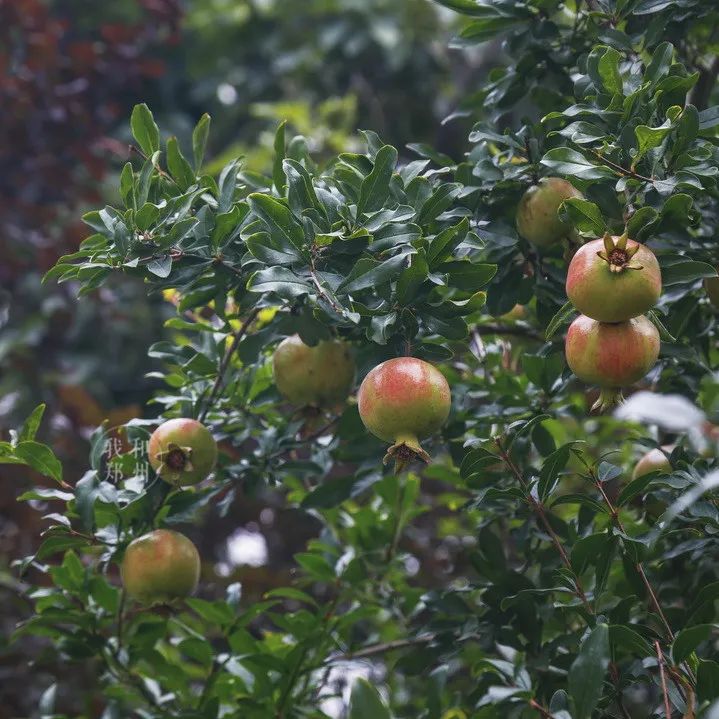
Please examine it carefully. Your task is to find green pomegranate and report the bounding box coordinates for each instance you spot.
[705,274,719,308]
[358,357,451,468]
[566,232,661,322]
[121,529,200,604]
[565,314,660,412]
[273,334,355,408]
[516,177,583,249]
[632,446,673,480]
[148,418,217,486]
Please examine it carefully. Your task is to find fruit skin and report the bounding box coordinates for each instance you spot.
[273,335,355,408]
[566,234,661,322]
[705,275,719,308]
[121,529,200,604]
[357,357,451,466]
[148,418,217,486]
[633,446,673,480]
[565,314,660,411]
[516,177,583,248]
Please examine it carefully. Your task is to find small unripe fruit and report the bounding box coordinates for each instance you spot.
[566,232,661,322]
[148,418,217,486]
[121,529,200,604]
[358,357,451,468]
[516,177,583,249]
[273,335,355,408]
[565,314,660,412]
[633,446,673,480]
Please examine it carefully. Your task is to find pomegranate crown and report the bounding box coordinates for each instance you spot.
[156,443,195,480]
[596,230,642,274]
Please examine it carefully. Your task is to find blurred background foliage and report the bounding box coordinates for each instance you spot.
[0,0,466,713]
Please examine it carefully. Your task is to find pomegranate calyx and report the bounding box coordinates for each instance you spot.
[156,443,195,482]
[383,432,431,473]
[591,388,624,413]
[597,231,641,273]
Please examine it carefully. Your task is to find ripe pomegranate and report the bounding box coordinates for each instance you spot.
[516,177,583,248]
[273,335,355,408]
[357,357,451,468]
[121,529,200,604]
[705,274,719,308]
[632,446,673,480]
[566,232,661,322]
[148,418,217,486]
[565,314,660,411]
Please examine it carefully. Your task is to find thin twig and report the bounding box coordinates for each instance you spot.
[529,698,555,718]
[198,307,260,422]
[129,144,179,187]
[656,640,673,719]
[496,438,594,614]
[340,634,437,660]
[586,148,655,183]
[309,251,345,316]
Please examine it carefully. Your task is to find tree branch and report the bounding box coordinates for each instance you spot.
[198,307,261,422]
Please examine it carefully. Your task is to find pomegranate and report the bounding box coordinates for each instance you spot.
[516,177,583,248]
[705,274,719,308]
[632,446,673,480]
[566,232,661,322]
[273,334,355,408]
[357,357,451,468]
[148,418,217,486]
[121,529,200,604]
[565,314,660,411]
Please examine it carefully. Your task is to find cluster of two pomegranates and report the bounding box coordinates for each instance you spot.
[122,339,451,604]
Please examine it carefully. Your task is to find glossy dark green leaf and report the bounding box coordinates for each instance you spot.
[130,103,160,156]
[568,623,610,719]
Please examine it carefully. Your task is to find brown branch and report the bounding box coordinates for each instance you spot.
[496,438,594,614]
[586,148,655,183]
[129,144,179,187]
[529,698,555,718]
[198,307,261,422]
[308,253,345,316]
[688,55,719,110]
[340,633,437,660]
[656,641,673,719]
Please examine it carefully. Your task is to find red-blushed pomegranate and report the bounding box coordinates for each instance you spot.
[516,177,583,248]
[273,335,355,408]
[565,314,660,411]
[566,232,661,322]
[705,274,719,308]
[632,446,673,480]
[148,418,217,486]
[121,529,200,604]
[357,357,451,468]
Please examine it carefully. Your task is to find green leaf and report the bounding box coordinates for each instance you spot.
[146,255,173,278]
[538,443,575,501]
[74,471,101,532]
[12,441,62,483]
[273,120,287,195]
[247,267,312,299]
[609,625,654,657]
[119,162,135,210]
[301,476,357,509]
[644,41,674,85]
[248,194,308,258]
[166,137,195,191]
[673,624,717,664]
[338,253,412,293]
[357,145,398,216]
[568,623,610,719]
[545,301,576,341]
[397,253,429,304]
[349,678,392,719]
[130,103,160,156]
[192,113,211,171]
[560,198,606,236]
[417,183,462,224]
[661,259,717,286]
[634,121,672,163]
[284,159,321,215]
[598,47,623,95]
[427,218,468,267]
[20,404,45,442]
[540,148,614,180]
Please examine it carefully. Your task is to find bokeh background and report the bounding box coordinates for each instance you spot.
[0,1,487,714]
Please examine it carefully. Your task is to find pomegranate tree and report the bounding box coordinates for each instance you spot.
[565,314,660,411]
[273,334,355,408]
[515,177,583,248]
[566,232,661,322]
[121,529,200,605]
[358,357,451,469]
[148,418,217,486]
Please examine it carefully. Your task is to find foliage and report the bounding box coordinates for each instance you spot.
[10,0,719,718]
